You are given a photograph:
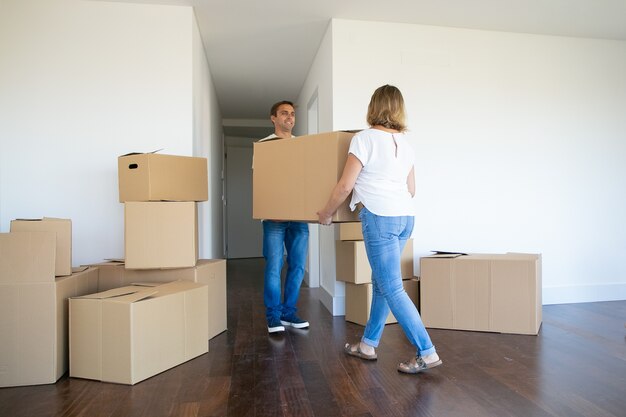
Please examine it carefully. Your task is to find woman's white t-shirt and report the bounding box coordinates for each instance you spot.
[348,128,416,216]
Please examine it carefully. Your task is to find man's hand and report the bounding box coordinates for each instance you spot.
[317,211,333,226]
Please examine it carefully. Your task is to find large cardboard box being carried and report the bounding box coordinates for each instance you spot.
[69,281,208,385]
[125,201,198,269]
[420,253,542,335]
[253,131,360,222]
[10,218,72,276]
[336,239,414,284]
[95,259,227,339]
[0,231,98,387]
[118,152,208,202]
[345,278,419,326]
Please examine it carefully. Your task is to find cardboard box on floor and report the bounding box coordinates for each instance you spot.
[345,278,419,326]
[69,281,208,385]
[252,131,360,222]
[10,218,72,276]
[0,231,98,387]
[124,201,198,269]
[420,253,542,335]
[118,152,208,202]
[336,239,414,284]
[94,259,227,340]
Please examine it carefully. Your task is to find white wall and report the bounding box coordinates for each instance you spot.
[329,19,626,304]
[296,22,349,314]
[0,0,223,264]
[192,9,224,259]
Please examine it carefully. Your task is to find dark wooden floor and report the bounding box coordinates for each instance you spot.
[1,258,625,417]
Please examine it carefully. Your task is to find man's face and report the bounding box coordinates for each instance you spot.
[271,104,295,132]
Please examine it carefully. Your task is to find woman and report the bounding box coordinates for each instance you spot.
[317,85,441,374]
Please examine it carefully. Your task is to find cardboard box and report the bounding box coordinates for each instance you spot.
[336,239,414,284]
[69,281,208,385]
[124,202,198,269]
[345,278,420,326]
[0,231,98,387]
[118,152,208,202]
[92,260,126,291]
[0,231,56,284]
[10,218,72,276]
[420,253,542,335]
[94,259,227,339]
[252,131,360,222]
[338,222,363,241]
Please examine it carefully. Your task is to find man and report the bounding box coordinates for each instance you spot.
[260,100,310,334]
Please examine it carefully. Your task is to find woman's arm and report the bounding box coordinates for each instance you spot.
[407,165,415,197]
[317,154,363,225]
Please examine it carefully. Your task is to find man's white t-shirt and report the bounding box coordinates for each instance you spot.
[258,133,295,142]
[348,128,416,216]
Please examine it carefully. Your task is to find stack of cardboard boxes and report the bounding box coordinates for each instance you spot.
[113,152,227,340]
[118,152,208,269]
[336,222,419,326]
[1,218,98,387]
[68,152,227,385]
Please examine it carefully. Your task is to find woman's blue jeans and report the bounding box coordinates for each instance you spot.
[359,207,436,357]
[263,221,309,322]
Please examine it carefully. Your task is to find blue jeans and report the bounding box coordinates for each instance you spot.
[359,207,436,357]
[263,221,309,322]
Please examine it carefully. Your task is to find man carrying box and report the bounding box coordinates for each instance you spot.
[259,100,310,334]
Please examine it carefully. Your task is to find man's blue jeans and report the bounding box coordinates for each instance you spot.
[359,207,436,357]
[263,221,309,322]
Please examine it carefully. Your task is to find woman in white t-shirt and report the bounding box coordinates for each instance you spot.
[318,85,441,374]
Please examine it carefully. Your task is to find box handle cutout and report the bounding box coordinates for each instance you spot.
[128,163,138,169]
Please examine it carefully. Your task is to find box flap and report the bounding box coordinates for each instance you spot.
[427,251,468,258]
[74,286,147,300]
[128,282,163,287]
[120,149,163,157]
[108,289,157,303]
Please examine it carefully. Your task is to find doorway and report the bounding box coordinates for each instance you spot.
[224,142,263,258]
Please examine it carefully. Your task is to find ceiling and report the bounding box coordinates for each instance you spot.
[110,0,626,137]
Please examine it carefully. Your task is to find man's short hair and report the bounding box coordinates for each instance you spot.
[270,100,295,117]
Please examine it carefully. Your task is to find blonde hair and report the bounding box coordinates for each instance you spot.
[366,84,407,132]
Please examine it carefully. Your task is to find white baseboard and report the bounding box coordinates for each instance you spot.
[319,287,345,316]
[542,282,626,305]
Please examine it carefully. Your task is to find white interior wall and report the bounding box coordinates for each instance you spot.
[0,0,222,264]
[296,23,348,314]
[330,19,626,304]
[192,10,224,259]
